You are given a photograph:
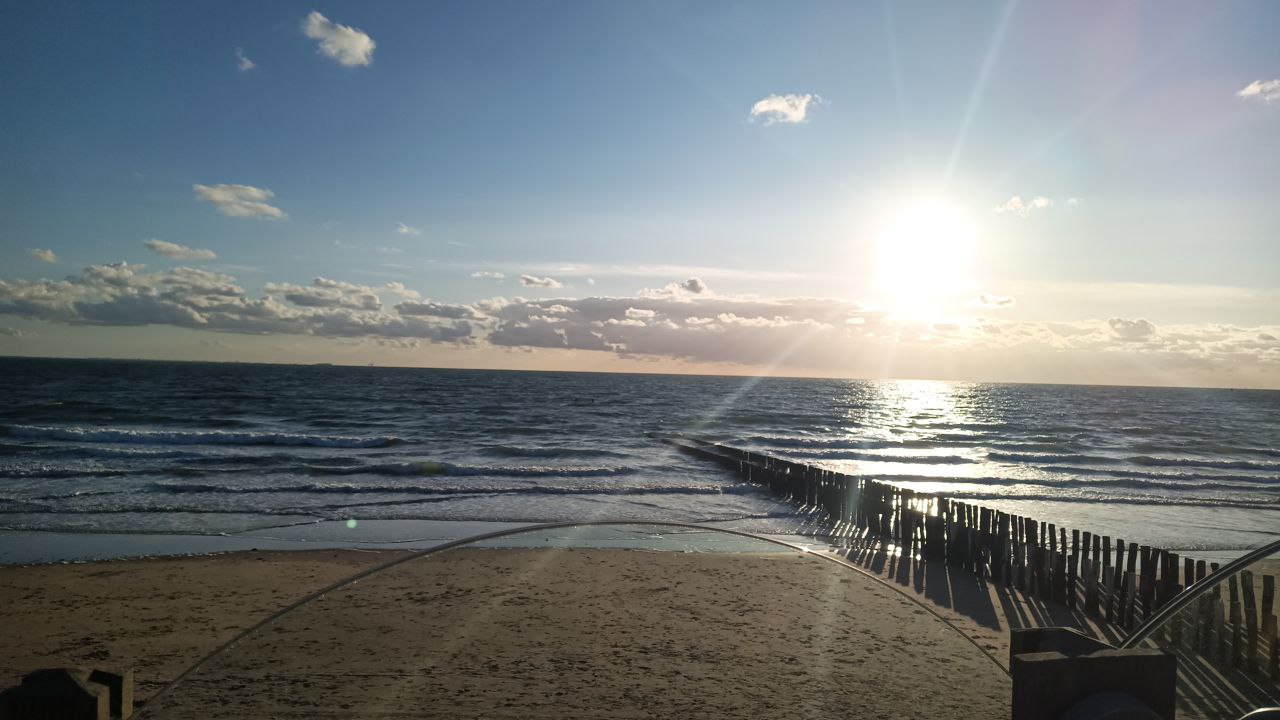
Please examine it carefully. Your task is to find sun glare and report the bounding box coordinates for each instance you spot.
[874,197,978,318]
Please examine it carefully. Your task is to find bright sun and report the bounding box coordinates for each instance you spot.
[874,197,978,318]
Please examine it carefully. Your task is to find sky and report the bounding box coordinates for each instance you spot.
[1,1,1278,387]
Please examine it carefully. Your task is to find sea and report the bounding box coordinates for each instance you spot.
[0,357,1277,563]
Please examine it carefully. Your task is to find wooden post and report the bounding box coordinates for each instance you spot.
[1230,573,1243,667]
[1102,536,1114,623]
[1087,534,1101,616]
[1027,519,1040,597]
[1124,571,1139,630]
[1214,588,1227,662]
[1169,557,1182,645]
[1262,575,1277,679]
[1118,540,1133,624]
[1137,546,1155,623]
[1242,571,1259,672]
[1019,516,1029,591]
[1068,529,1079,609]
[999,513,1011,585]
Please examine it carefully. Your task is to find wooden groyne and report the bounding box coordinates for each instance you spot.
[664,435,1280,681]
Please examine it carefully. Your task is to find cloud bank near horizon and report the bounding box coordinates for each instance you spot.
[1,261,1277,384]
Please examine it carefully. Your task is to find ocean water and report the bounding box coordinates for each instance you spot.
[0,357,1276,555]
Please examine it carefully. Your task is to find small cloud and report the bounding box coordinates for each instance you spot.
[471,271,505,279]
[638,277,712,299]
[376,246,403,255]
[1237,79,1280,104]
[395,222,420,236]
[994,195,1053,216]
[193,183,286,220]
[520,274,563,289]
[235,47,256,72]
[28,248,57,263]
[749,93,821,125]
[1108,317,1156,341]
[974,293,1015,308]
[586,278,596,286]
[303,11,376,67]
[383,281,420,300]
[0,326,28,337]
[680,277,708,294]
[144,239,217,261]
[1066,197,1080,207]
[1258,333,1277,342]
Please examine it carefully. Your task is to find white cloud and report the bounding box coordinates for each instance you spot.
[1238,79,1280,104]
[235,47,255,72]
[993,195,1054,216]
[640,277,712,299]
[1108,317,1156,341]
[520,274,563,288]
[193,184,286,220]
[0,326,28,337]
[749,93,821,125]
[1066,197,1080,207]
[395,301,481,320]
[382,281,420,300]
[28,248,57,263]
[144,239,217,261]
[303,11,376,67]
[471,271,506,280]
[395,222,420,236]
[974,293,1015,309]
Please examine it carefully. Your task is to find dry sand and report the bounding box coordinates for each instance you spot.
[0,546,1010,719]
[0,550,394,701]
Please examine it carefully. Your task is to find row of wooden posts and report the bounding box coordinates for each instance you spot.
[666,436,1280,681]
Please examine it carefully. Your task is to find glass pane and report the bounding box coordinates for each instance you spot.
[136,522,1009,719]
[1125,544,1280,720]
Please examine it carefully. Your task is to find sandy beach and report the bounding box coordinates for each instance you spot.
[0,550,395,702]
[1,545,1011,719]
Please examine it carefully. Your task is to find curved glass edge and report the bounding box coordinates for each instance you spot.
[1119,540,1279,719]
[1122,540,1280,649]
[136,520,808,712]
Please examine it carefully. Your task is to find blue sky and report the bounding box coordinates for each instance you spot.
[2,1,1278,386]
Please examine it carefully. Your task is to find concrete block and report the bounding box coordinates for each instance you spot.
[1012,642,1176,720]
